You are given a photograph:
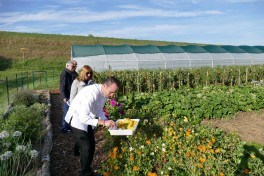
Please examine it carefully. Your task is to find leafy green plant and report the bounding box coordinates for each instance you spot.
[3,103,47,140]
[12,90,38,107]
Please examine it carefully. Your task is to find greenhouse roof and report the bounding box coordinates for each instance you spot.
[130,45,161,54]
[103,45,134,54]
[202,45,227,53]
[254,46,264,52]
[221,45,246,53]
[72,44,264,71]
[157,45,185,53]
[238,46,263,53]
[181,45,207,53]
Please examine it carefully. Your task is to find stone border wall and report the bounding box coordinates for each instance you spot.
[37,90,53,176]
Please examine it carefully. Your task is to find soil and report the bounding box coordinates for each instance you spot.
[201,110,264,145]
[48,90,264,176]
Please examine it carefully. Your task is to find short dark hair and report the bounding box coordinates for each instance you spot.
[102,76,121,88]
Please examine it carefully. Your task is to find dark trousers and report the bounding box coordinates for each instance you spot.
[62,101,71,130]
[71,126,95,176]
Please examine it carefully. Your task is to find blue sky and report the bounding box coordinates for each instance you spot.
[0,0,263,45]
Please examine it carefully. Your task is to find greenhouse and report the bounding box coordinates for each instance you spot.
[71,44,264,72]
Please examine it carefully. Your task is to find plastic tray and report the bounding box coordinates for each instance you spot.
[108,119,140,136]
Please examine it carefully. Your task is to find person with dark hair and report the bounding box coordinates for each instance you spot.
[65,76,120,176]
[60,60,78,133]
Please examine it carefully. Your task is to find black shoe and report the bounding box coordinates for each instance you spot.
[73,143,80,156]
[61,128,72,133]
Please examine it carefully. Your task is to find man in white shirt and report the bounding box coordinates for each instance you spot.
[65,76,120,176]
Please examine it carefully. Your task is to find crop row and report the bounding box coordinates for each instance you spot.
[94,65,264,94]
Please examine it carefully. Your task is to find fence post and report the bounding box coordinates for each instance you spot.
[27,71,29,89]
[32,71,35,89]
[238,67,241,85]
[6,76,10,105]
[246,67,248,84]
[16,73,18,93]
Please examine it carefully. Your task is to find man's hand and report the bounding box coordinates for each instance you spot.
[105,120,116,129]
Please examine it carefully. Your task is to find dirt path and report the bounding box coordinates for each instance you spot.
[201,110,264,145]
[49,90,107,176]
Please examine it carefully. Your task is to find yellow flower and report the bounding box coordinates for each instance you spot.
[173,157,177,163]
[133,166,139,171]
[250,154,256,158]
[219,172,224,176]
[215,148,221,153]
[199,157,206,163]
[146,140,151,145]
[114,166,119,170]
[212,138,216,143]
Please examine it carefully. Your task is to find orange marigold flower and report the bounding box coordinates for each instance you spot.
[114,166,119,170]
[219,172,224,176]
[215,148,221,153]
[104,172,111,176]
[133,166,139,171]
[186,129,191,135]
[110,153,116,159]
[244,169,250,174]
[198,145,206,152]
[146,140,151,145]
[130,154,134,161]
[199,157,206,163]
[113,147,118,153]
[186,152,191,157]
[147,172,157,176]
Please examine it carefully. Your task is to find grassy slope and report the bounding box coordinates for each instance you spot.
[0,31,194,61]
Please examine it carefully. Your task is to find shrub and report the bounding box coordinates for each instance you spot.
[4,103,47,140]
[12,90,38,107]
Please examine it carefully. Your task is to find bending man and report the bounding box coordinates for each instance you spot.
[65,76,120,176]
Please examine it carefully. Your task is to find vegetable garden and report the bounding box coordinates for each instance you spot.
[1,64,264,176]
[97,84,264,176]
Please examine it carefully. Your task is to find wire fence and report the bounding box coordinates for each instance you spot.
[0,68,59,113]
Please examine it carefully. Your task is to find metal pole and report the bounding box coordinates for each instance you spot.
[16,73,18,93]
[6,76,10,105]
[32,71,35,89]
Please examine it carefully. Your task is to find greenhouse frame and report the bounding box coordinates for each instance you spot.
[71,44,264,72]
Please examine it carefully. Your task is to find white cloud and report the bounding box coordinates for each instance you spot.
[0,7,224,27]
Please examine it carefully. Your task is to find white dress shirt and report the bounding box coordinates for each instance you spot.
[69,79,94,104]
[65,84,108,132]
